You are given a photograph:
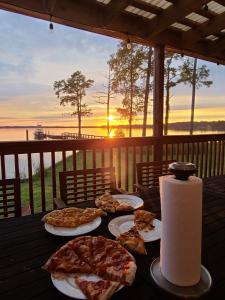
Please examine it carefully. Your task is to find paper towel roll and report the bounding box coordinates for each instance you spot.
[159,175,202,286]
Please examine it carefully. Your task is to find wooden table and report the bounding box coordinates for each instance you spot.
[1,177,225,300]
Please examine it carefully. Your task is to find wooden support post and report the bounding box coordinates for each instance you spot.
[153,44,164,162]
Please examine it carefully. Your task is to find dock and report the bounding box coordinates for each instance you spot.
[45,132,105,140]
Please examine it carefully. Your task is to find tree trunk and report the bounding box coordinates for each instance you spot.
[164,86,170,135]
[107,69,111,136]
[142,47,152,137]
[190,58,197,135]
[78,97,82,138]
[129,56,133,138]
[164,64,171,135]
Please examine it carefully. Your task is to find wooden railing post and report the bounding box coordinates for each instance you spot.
[153,44,165,162]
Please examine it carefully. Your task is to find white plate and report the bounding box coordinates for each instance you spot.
[44,217,101,236]
[112,194,143,210]
[51,274,123,299]
[108,215,161,242]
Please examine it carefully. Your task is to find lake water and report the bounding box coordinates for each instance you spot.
[0,127,224,179]
[0,127,224,141]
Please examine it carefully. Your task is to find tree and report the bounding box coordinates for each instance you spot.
[54,71,94,137]
[180,58,213,134]
[164,52,183,135]
[96,64,114,137]
[109,41,145,137]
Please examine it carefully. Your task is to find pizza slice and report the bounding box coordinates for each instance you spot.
[95,193,133,213]
[42,244,92,276]
[116,227,147,255]
[134,210,156,231]
[75,276,120,300]
[115,201,134,211]
[98,261,136,286]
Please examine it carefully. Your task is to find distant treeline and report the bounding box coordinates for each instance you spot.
[168,121,225,131]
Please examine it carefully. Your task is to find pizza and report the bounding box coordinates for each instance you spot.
[75,276,120,300]
[116,227,147,255]
[43,236,137,299]
[95,193,133,213]
[42,207,106,228]
[134,210,156,231]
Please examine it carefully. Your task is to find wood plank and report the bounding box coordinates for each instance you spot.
[117,147,121,188]
[62,150,66,171]
[27,153,34,213]
[104,0,133,25]
[204,141,209,177]
[0,0,224,64]
[39,153,46,212]
[0,155,6,180]
[51,152,57,201]
[183,11,225,46]
[221,141,225,174]
[72,149,77,170]
[14,154,20,178]
[132,0,162,15]
[147,0,209,38]
[125,146,129,191]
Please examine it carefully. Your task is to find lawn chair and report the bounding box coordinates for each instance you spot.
[55,167,120,208]
[135,160,175,201]
[0,178,21,218]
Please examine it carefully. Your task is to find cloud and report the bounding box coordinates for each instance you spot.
[0,10,224,127]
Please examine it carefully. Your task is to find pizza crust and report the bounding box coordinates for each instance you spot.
[75,276,121,300]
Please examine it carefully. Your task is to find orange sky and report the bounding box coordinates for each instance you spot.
[0,10,224,127]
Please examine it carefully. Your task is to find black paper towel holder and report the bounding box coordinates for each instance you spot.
[169,162,196,180]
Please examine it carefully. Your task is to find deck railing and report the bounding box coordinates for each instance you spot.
[0,134,224,214]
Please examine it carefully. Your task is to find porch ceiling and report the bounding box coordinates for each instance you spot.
[0,0,225,64]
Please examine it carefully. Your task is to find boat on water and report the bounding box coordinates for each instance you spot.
[33,125,46,140]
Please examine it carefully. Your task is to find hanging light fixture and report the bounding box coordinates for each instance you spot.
[49,15,54,32]
[43,0,57,32]
[127,38,132,50]
[204,4,208,11]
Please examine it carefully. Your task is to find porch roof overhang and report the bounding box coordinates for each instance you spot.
[0,0,225,65]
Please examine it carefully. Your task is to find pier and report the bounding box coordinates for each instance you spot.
[45,132,105,140]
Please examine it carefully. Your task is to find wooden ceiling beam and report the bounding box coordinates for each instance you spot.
[179,18,198,29]
[132,0,162,15]
[210,36,225,52]
[146,0,209,38]
[195,8,216,19]
[0,0,225,64]
[182,11,225,44]
[214,0,225,6]
[103,0,133,25]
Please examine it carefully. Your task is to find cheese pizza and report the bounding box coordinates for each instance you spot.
[42,207,106,228]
